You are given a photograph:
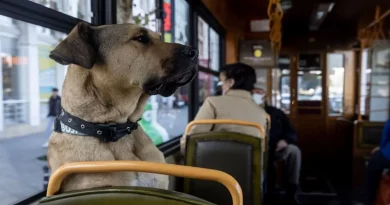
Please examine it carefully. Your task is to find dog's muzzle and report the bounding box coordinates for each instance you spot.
[144,46,199,97]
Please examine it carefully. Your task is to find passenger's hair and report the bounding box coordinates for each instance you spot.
[52,88,59,92]
[220,63,257,92]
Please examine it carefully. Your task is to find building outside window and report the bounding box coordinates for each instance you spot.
[0,15,69,205]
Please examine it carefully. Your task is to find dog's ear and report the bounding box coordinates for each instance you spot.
[49,22,97,69]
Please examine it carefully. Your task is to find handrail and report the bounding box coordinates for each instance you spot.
[46,161,243,205]
[184,119,266,151]
[365,9,390,30]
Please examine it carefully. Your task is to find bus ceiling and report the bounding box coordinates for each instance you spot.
[204,0,390,49]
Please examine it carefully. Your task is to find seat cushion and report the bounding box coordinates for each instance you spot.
[39,187,214,205]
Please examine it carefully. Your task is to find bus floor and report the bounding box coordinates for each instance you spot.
[266,168,362,205]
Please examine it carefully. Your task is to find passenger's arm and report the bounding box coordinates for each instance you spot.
[280,110,297,144]
[180,98,216,154]
[380,119,390,148]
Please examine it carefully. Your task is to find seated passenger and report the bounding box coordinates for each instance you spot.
[253,88,301,205]
[180,63,268,154]
[364,118,390,205]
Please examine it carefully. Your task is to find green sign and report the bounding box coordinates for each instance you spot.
[138,99,169,145]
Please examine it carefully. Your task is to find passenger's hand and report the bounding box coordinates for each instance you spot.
[372,146,380,154]
[276,140,288,152]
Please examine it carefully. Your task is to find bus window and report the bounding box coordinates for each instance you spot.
[209,28,220,71]
[198,72,219,105]
[298,54,322,102]
[327,53,344,115]
[198,17,209,68]
[368,41,390,121]
[279,70,291,112]
[360,49,372,117]
[30,0,93,22]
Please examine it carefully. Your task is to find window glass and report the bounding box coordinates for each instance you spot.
[29,0,93,22]
[368,41,390,121]
[298,54,322,101]
[360,49,372,116]
[271,68,281,109]
[198,72,219,105]
[0,15,67,205]
[116,0,190,144]
[162,0,172,42]
[174,0,189,45]
[117,0,158,32]
[209,28,220,71]
[327,53,344,115]
[275,55,291,112]
[198,17,209,68]
[279,69,292,111]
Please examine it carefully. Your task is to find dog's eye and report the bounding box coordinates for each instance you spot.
[133,35,150,44]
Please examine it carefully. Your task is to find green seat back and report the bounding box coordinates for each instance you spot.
[184,132,264,205]
[39,187,214,205]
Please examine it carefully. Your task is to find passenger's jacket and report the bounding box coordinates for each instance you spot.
[380,119,390,160]
[48,95,61,117]
[263,104,297,155]
[180,90,268,154]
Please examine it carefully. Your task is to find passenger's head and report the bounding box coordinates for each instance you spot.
[52,88,59,96]
[252,87,266,105]
[219,63,256,95]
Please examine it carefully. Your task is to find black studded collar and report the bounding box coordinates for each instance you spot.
[54,108,140,142]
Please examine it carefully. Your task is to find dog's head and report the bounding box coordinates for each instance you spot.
[50,22,198,97]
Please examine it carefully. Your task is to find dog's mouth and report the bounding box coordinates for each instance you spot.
[145,68,197,97]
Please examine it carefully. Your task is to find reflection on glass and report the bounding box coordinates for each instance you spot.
[0,15,67,205]
[198,72,219,105]
[327,53,344,114]
[30,0,93,22]
[198,17,209,68]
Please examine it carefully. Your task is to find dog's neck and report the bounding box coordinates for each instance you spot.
[61,65,149,124]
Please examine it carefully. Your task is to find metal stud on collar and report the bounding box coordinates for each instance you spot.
[97,130,102,135]
[81,124,85,129]
[68,118,72,123]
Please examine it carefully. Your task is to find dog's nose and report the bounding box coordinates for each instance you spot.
[182,47,198,60]
[187,48,198,60]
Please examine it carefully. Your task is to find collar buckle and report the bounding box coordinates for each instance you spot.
[109,126,119,142]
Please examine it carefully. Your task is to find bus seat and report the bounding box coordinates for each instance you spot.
[39,161,243,205]
[184,131,263,205]
[376,171,390,205]
[39,186,213,205]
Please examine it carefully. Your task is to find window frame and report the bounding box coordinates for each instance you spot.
[190,0,225,116]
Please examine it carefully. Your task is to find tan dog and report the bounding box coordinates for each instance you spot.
[47,22,198,193]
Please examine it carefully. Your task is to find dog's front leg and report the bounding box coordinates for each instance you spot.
[132,129,169,189]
